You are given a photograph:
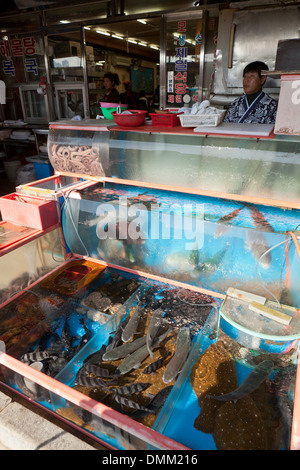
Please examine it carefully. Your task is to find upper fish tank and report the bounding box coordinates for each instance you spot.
[48,123,300,208]
[61,181,300,308]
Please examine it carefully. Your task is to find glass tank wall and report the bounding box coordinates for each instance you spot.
[108,131,300,205]
[48,125,300,206]
[61,182,300,308]
[0,228,65,305]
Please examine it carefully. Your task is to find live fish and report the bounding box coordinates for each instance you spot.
[146,309,164,359]
[214,205,245,238]
[245,229,272,269]
[102,336,146,361]
[83,363,115,378]
[115,328,172,376]
[83,344,107,364]
[143,351,171,374]
[129,385,173,419]
[207,360,274,402]
[163,327,191,384]
[75,374,115,388]
[112,394,154,414]
[110,382,151,396]
[20,351,50,363]
[106,318,129,352]
[121,303,143,343]
[248,205,274,233]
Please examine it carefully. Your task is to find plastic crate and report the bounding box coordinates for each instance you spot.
[150,112,183,127]
[179,110,226,128]
[0,193,58,230]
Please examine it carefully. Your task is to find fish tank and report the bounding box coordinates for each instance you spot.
[61,181,300,308]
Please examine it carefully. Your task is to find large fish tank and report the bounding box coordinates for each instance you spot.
[0,121,300,450]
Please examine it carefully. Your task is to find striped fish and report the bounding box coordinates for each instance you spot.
[21,351,50,363]
[75,374,113,388]
[207,360,274,402]
[83,363,115,378]
[143,351,171,374]
[110,382,150,396]
[112,394,154,413]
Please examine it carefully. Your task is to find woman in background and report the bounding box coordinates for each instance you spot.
[98,72,120,103]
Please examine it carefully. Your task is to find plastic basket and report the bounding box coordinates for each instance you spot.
[150,112,183,127]
[179,110,226,128]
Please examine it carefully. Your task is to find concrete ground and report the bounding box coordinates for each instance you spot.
[0,387,105,450]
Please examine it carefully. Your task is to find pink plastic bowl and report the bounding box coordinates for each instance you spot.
[100,102,127,108]
[112,110,147,127]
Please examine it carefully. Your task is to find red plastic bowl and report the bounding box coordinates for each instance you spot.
[112,110,147,127]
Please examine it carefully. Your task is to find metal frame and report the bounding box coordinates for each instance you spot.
[19,83,50,124]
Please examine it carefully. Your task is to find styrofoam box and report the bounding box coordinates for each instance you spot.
[0,193,58,230]
[179,110,226,128]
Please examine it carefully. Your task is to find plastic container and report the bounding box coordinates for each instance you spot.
[149,112,183,127]
[179,110,225,128]
[112,110,147,127]
[100,102,128,120]
[3,159,21,182]
[26,156,54,180]
[219,294,300,353]
[0,193,58,230]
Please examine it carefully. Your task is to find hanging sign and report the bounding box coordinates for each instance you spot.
[0,37,37,77]
[274,74,300,135]
[167,20,202,106]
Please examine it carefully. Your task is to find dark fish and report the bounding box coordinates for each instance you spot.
[129,385,173,419]
[143,352,171,374]
[83,363,115,378]
[75,374,111,388]
[83,344,107,364]
[207,360,274,402]
[112,394,154,413]
[110,382,151,396]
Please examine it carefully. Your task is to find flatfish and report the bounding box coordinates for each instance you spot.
[207,360,274,402]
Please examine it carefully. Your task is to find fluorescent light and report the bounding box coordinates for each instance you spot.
[128,39,138,44]
[84,26,91,30]
[137,19,147,24]
[112,34,123,40]
[96,30,110,36]
[150,45,159,50]
[138,42,147,47]
[60,20,70,24]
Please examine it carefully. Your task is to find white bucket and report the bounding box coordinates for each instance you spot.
[3,159,21,182]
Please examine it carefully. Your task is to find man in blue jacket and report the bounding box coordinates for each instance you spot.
[224,61,277,124]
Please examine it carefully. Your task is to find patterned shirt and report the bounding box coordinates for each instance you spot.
[224,91,277,124]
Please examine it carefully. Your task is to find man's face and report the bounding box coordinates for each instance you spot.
[243,71,266,95]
